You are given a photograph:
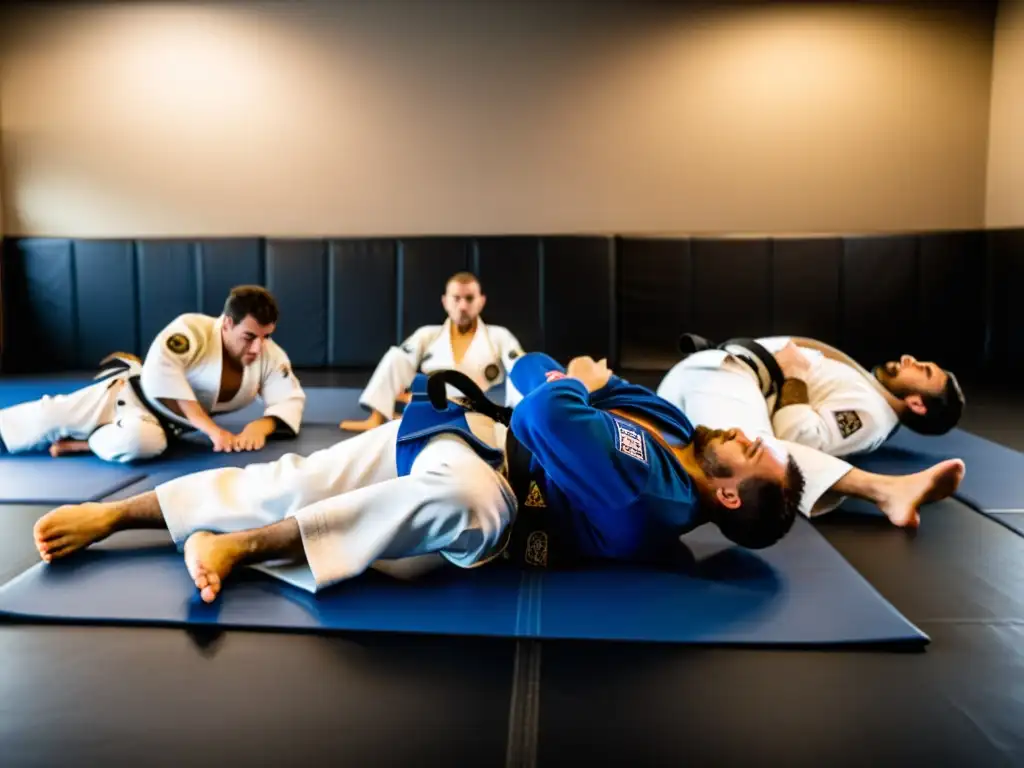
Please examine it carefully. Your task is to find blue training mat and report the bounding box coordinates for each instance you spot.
[0,518,927,646]
[0,456,147,504]
[849,428,1024,533]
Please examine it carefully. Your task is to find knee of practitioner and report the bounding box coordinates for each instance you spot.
[88,415,168,463]
[341,271,526,432]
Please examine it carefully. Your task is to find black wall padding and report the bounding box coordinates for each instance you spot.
[265,239,329,368]
[986,228,1024,373]
[474,237,543,353]
[917,231,987,375]
[841,235,918,367]
[74,240,138,368]
[616,237,692,370]
[136,240,199,351]
[328,239,397,367]
[2,239,76,371]
[542,236,615,366]
[398,238,472,340]
[690,238,772,344]
[771,238,842,344]
[197,239,264,317]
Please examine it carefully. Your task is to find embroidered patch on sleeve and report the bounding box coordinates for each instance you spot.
[833,410,863,439]
[166,333,190,355]
[614,419,648,464]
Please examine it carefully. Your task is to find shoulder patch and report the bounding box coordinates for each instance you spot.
[833,410,863,439]
[613,418,648,465]
[166,333,190,355]
[280,364,291,379]
[484,363,500,382]
[509,348,522,360]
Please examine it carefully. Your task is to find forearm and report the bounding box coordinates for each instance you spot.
[790,337,872,378]
[172,399,221,436]
[246,416,280,437]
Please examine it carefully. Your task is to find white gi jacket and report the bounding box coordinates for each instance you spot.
[139,313,306,434]
[360,318,525,419]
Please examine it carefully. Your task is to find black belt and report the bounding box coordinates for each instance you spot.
[678,333,787,409]
[126,374,188,440]
[426,369,561,569]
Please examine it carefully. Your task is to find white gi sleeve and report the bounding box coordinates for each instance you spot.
[258,343,307,435]
[140,317,203,403]
[772,403,886,457]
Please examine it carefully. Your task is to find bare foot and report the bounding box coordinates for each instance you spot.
[49,439,90,458]
[33,502,119,562]
[339,410,386,433]
[184,531,247,603]
[878,459,965,528]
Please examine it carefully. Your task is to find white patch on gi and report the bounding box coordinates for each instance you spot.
[613,419,648,465]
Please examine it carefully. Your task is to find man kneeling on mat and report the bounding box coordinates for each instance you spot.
[32,353,805,603]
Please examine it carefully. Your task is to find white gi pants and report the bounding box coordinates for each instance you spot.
[657,357,852,517]
[359,347,418,420]
[153,417,518,593]
[0,375,167,463]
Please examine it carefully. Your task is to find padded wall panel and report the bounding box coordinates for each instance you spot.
[986,228,1024,373]
[616,237,692,369]
[473,237,543,353]
[398,238,472,339]
[197,239,265,316]
[73,240,138,368]
[328,239,397,367]
[2,239,76,371]
[136,241,199,352]
[542,236,615,365]
[841,235,918,367]
[771,238,842,344]
[917,231,987,375]
[690,239,772,343]
[265,239,329,368]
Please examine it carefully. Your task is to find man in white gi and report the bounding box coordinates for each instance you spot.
[340,271,525,432]
[0,285,306,462]
[139,285,306,454]
[657,336,966,527]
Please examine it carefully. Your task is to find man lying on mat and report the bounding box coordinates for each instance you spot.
[656,335,965,527]
[32,353,805,603]
[340,271,526,433]
[660,334,965,457]
[0,286,306,463]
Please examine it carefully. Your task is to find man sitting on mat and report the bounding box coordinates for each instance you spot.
[340,271,526,433]
[32,353,807,604]
[0,285,306,463]
[656,336,965,527]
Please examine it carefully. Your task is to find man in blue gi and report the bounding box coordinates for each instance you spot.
[32,352,808,603]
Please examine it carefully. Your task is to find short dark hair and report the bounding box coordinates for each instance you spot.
[223,285,279,327]
[714,457,804,550]
[899,371,965,436]
[446,271,481,289]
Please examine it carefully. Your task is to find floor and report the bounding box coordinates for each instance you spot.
[1,376,1023,766]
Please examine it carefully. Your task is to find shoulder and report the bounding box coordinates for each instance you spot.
[150,313,212,359]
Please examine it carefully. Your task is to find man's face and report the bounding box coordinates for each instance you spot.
[875,355,948,400]
[222,314,275,365]
[442,280,486,330]
[692,426,788,504]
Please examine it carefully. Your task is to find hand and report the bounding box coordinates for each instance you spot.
[235,420,275,451]
[208,427,239,453]
[565,356,613,393]
[774,341,811,380]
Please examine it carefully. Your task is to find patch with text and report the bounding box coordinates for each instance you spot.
[833,410,863,439]
[614,419,648,464]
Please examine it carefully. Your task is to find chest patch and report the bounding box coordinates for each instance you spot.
[614,419,648,465]
[833,410,863,439]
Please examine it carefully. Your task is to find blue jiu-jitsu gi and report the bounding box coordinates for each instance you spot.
[395,354,707,566]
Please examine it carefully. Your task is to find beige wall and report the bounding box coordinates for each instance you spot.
[987,0,1024,227]
[0,1,997,237]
